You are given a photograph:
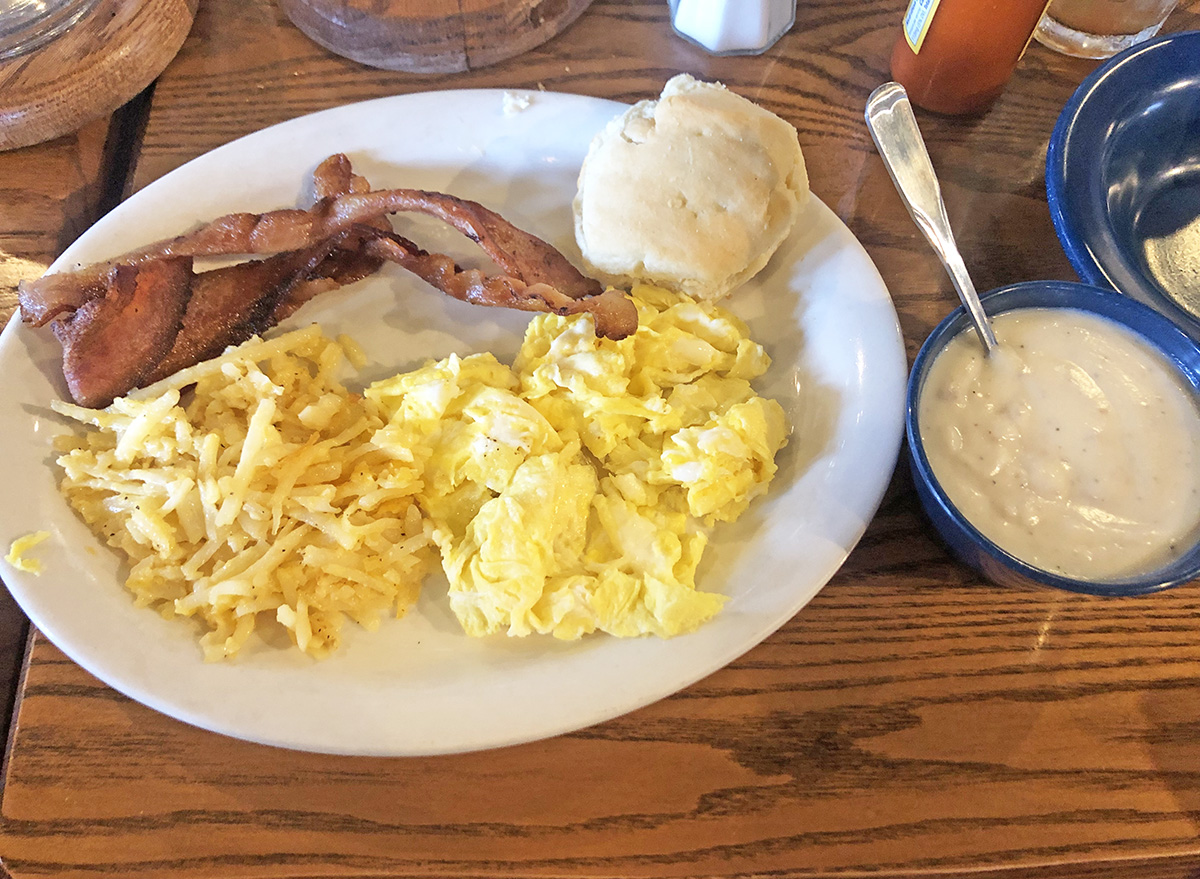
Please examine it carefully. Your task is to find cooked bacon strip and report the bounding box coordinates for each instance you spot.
[17,157,366,328]
[21,155,633,406]
[20,173,603,303]
[19,272,107,328]
[145,240,342,385]
[131,187,603,300]
[271,227,385,324]
[312,153,356,200]
[51,258,192,408]
[275,158,389,323]
[310,152,377,201]
[22,186,626,337]
[363,230,637,339]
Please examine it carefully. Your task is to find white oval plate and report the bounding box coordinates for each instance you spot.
[0,89,906,755]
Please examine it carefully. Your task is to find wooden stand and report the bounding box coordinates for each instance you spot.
[0,0,198,152]
[279,0,596,73]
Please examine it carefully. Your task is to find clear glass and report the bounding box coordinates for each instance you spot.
[668,0,796,56]
[1034,0,1180,59]
[0,0,99,60]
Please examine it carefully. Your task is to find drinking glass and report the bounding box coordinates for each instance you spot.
[1034,0,1181,59]
[0,0,99,60]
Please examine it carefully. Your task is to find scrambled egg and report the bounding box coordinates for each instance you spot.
[367,284,789,640]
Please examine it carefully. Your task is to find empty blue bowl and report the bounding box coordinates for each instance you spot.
[908,280,1200,596]
[1046,30,1200,338]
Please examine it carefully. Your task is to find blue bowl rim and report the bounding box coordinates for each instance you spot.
[907,280,1200,597]
[1045,29,1200,336]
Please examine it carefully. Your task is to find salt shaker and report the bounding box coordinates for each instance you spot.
[669,0,796,55]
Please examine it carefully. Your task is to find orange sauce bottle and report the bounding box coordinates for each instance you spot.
[890,0,1053,115]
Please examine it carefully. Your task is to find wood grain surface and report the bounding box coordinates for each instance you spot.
[278,0,596,72]
[5,0,1200,877]
[0,0,198,151]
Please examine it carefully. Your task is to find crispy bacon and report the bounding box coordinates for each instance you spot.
[312,153,358,200]
[272,154,387,324]
[18,272,106,328]
[145,239,342,386]
[51,258,192,408]
[364,230,637,339]
[271,227,386,324]
[19,154,633,407]
[23,179,603,302]
[131,188,604,302]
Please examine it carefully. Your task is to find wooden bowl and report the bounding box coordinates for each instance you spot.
[0,0,198,152]
[278,0,596,73]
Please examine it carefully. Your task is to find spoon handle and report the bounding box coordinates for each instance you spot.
[865,82,998,352]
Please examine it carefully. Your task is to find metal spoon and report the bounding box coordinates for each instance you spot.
[865,82,997,353]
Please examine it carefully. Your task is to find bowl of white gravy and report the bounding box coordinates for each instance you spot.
[908,280,1200,595]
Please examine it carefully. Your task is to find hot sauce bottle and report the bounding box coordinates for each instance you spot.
[890,0,1053,115]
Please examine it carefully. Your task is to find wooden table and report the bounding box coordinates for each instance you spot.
[4,1,1200,876]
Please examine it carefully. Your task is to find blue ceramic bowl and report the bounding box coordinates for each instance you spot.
[1046,30,1200,339]
[908,280,1200,596]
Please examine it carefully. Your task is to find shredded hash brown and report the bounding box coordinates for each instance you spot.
[51,326,433,661]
